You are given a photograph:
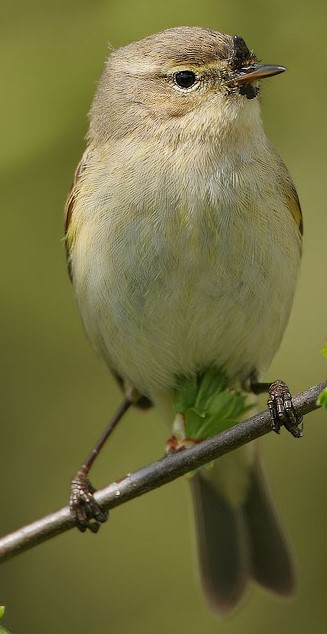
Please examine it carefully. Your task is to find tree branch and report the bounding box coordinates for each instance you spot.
[0,381,325,563]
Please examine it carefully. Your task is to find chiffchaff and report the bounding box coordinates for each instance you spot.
[65,27,303,613]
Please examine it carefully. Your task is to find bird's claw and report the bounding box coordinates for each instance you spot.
[70,466,109,533]
[267,380,303,438]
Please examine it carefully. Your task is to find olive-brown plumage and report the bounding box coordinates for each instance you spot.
[65,27,302,613]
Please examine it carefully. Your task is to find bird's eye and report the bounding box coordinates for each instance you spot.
[174,70,197,89]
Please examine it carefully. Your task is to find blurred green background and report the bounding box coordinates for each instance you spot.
[1,0,327,632]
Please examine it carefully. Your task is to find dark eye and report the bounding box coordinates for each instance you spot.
[174,70,196,89]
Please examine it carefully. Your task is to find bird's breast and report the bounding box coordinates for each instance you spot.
[71,149,301,395]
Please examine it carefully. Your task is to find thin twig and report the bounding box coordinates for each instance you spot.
[0,381,325,563]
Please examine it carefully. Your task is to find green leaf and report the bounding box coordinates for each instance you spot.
[317,387,327,410]
[318,345,327,409]
[0,606,14,634]
[173,375,198,413]
[185,408,207,440]
[194,368,227,411]
[173,369,255,443]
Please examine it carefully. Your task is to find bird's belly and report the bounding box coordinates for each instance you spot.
[74,204,300,395]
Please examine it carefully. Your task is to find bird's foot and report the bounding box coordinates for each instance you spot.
[267,380,303,438]
[70,465,109,533]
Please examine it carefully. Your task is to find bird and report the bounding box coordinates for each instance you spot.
[65,26,303,614]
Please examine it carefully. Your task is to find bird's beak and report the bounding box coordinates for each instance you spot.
[224,64,286,86]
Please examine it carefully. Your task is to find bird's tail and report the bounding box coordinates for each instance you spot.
[190,449,295,614]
